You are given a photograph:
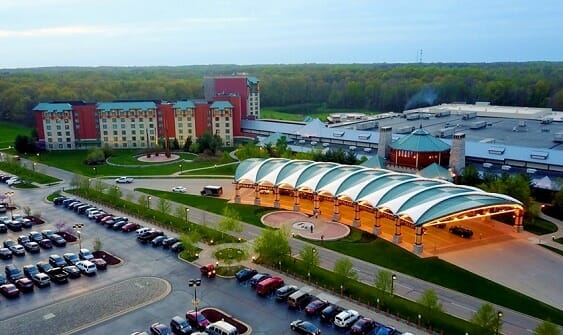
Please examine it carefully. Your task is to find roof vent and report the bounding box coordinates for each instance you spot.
[530,151,548,160]
[333,130,345,137]
[488,146,505,155]
[358,133,371,140]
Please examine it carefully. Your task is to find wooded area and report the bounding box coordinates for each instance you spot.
[1,62,562,125]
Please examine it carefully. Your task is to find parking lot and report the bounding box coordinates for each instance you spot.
[0,180,421,335]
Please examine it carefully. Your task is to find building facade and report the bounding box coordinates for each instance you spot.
[204,75,260,119]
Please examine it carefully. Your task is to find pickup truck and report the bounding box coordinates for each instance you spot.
[115,176,134,184]
[47,267,69,283]
[200,264,216,278]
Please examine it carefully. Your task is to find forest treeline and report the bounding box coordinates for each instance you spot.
[1,62,562,125]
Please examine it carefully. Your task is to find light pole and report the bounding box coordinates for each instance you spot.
[496,311,503,335]
[93,167,96,176]
[32,162,37,171]
[147,196,152,209]
[418,314,422,328]
[391,274,397,296]
[72,223,84,251]
[179,164,183,174]
[185,208,190,226]
[189,278,202,319]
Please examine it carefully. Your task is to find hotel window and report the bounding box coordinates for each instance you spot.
[215,117,219,121]
[188,129,192,134]
[58,144,63,149]
[46,125,51,130]
[102,124,107,129]
[188,123,192,127]
[121,118,125,122]
[113,124,117,129]
[149,123,154,128]
[131,123,135,128]
[65,124,69,129]
[225,129,229,134]
[178,123,183,128]
[178,129,183,134]
[187,117,192,121]
[46,119,51,124]
[121,124,126,128]
[64,119,69,123]
[225,123,230,127]
[149,118,153,122]
[215,123,220,128]
[122,136,127,141]
[57,131,62,136]
[226,117,229,121]
[140,136,145,141]
[113,131,118,135]
[66,138,71,142]
[122,130,126,135]
[122,143,128,148]
[132,136,136,141]
[57,138,62,142]
[48,138,52,142]
[102,118,107,123]
[56,119,61,124]
[149,129,154,134]
[112,118,117,122]
[139,118,143,122]
[103,137,108,142]
[140,123,145,128]
[103,131,108,135]
[113,136,118,142]
[65,131,70,136]
[132,142,137,147]
[150,136,155,141]
[131,130,136,135]
[47,132,52,136]
[56,125,61,130]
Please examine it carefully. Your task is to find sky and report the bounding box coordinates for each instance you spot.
[0,0,562,68]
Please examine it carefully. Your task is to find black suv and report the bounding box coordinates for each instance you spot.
[449,226,474,238]
[5,264,24,282]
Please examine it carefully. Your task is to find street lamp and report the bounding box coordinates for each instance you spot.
[147,196,152,209]
[32,162,37,171]
[72,223,84,251]
[93,167,97,175]
[391,274,397,296]
[188,278,202,319]
[418,314,422,328]
[496,311,503,335]
[185,208,190,225]
[179,164,183,174]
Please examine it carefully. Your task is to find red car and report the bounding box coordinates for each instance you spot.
[305,299,329,315]
[91,258,107,270]
[1,283,21,298]
[121,222,141,232]
[15,277,34,292]
[200,264,216,278]
[185,311,209,330]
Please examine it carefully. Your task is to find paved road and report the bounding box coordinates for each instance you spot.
[6,161,563,333]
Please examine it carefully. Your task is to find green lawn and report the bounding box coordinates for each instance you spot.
[0,121,33,148]
[31,150,224,177]
[137,187,563,325]
[0,161,61,184]
[107,151,197,165]
[261,104,381,122]
[181,163,237,176]
[524,218,558,235]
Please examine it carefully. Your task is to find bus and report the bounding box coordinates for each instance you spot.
[200,185,223,197]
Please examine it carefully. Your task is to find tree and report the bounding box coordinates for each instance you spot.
[299,246,320,273]
[460,164,480,186]
[93,238,103,251]
[533,320,560,335]
[553,179,563,212]
[14,134,37,154]
[333,257,358,282]
[253,227,291,264]
[93,180,106,193]
[183,136,193,152]
[85,148,105,165]
[106,186,122,200]
[157,198,171,214]
[137,194,148,207]
[374,269,393,295]
[218,206,242,239]
[23,206,31,216]
[471,303,502,335]
[417,289,443,315]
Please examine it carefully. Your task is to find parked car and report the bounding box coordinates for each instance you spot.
[161,237,179,249]
[350,317,377,335]
[91,258,107,270]
[17,235,31,245]
[320,304,344,323]
[29,231,43,243]
[137,230,164,243]
[449,226,474,238]
[256,276,284,295]
[41,229,55,239]
[334,309,360,328]
[31,272,51,287]
[290,320,321,335]
[305,299,329,315]
[63,252,80,265]
[0,274,6,285]
[149,322,171,335]
[172,186,186,193]
[50,234,67,247]
[0,247,12,259]
[47,267,69,283]
[151,235,168,247]
[275,285,299,301]
[4,239,18,249]
[36,261,54,273]
[121,222,141,232]
[53,196,67,206]
[39,238,53,249]
[9,244,25,256]
[23,264,40,279]
[112,220,129,231]
[235,268,258,282]
[23,241,40,253]
[5,264,24,282]
[76,260,97,275]
[170,242,184,253]
[249,273,271,287]
[170,316,192,335]
[115,176,134,183]
[49,254,67,268]
[0,223,7,233]
[15,277,34,292]
[136,227,153,235]
[79,248,94,260]
[0,283,20,298]
[6,220,22,231]
[372,325,399,335]
[185,311,210,330]
[63,265,81,278]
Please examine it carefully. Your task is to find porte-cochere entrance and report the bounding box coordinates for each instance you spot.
[234,158,525,255]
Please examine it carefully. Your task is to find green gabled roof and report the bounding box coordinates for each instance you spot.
[390,128,450,152]
[247,76,259,85]
[33,103,72,113]
[419,163,453,180]
[97,101,156,111]
[173,100,195,109]
[210,101,233,109]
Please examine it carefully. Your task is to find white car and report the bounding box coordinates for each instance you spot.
[7,177,21,186]
[172,186,186,193]
[115,176,133,183]
[76,260,97,274]
[334,309,360,328]
[79,248,94,261]
[136,227,152,236]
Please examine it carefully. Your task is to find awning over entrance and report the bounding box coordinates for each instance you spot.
[234,158,524,227]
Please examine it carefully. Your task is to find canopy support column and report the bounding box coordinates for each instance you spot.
[413,226,424,254]
[313,193,320,217]
[373,209,381,235]
[393,215,402,244]
[293,189,300,212]
[234,183,241,203]
[254,184,261,206]
[514,210,524,232]
[332,198,340,221]
[273,187,280,208]
[353,203,360,227]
